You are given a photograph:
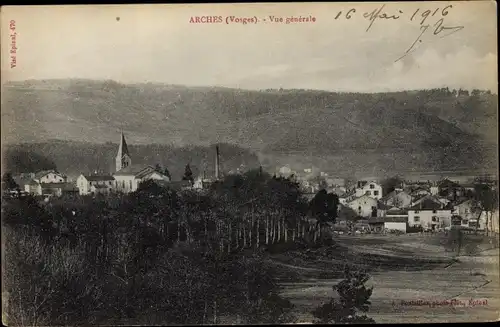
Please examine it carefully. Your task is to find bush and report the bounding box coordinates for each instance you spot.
[312,267,376,324]
[3,227,104,326]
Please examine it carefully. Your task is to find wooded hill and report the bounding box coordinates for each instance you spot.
[2,79,497,176]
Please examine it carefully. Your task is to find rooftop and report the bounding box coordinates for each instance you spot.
[377,202,392,210]
[83,175,115,181]
[40,182,78,191]
[34,170,64,179]
[386,207,409,215]
[114,164,154,176]
[438,179,461,188]
[409,198,445,211]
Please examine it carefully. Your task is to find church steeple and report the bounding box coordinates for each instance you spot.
[116,132,132,172]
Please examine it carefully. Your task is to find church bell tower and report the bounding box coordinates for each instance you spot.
[116,132,132,172]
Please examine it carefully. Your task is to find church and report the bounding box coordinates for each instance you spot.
[112,132,171,193]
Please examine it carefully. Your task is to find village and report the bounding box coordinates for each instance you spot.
[3,132,499,237]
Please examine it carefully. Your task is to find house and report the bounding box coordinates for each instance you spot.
[383,216,408,232]
[24,179,41,194]
[453,199,478,222]
[354,181,383,200]
[193,176,216,189]
[463,209,498,232]
[411,194,444,207]
[24,178,77,197]
[381,190,413,208]
[461,183,476,192]
[408,198,453,231]
[384,208,409,232]
[437,178,461,197]
[409,187,430,197]
[76,175,115,195]
[487,210,499,235]
[38,182,79,197]
[278,165,293,177]
[33,170,67,184]
[347,195,381,218]
[377,202,391,217]
[326,178,345,188]
[13,174,34,191]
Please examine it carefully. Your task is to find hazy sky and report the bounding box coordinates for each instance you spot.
[1,2,497,92]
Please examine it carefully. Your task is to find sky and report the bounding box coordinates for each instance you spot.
[1,2,497,93]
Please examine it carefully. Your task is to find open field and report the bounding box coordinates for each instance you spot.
[272,234,499,323]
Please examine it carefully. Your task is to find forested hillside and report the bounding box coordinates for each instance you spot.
[1,79,497,175]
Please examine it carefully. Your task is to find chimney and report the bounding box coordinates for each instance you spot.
[215,145,220,180]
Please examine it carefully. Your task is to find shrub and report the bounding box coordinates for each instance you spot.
[312,267,376,324]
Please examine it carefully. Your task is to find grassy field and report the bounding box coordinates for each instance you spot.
[272,233,499,323]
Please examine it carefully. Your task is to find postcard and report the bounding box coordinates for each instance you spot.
[1,2,498,325]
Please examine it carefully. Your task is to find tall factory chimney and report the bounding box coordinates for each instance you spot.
[215,144,220,180]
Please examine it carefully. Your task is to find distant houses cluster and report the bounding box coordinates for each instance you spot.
[275,165,499,235]
[10,132,213,199]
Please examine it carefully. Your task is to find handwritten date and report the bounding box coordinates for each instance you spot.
[333,4,464,62]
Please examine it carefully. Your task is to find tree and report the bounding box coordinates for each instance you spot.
[2,172,19,191]
[309,190,339,242]
[163,168,171,180]
[319,179,328,191]
[312,267,375,324]
[381,176,403,195]
[471,89,481,97]
[182,164,194,184]
[309,190,339,224]
[473,184,498,236]
[338,206,357,222]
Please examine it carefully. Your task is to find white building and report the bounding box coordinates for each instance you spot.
[354,181,383,200]
[453,199,477,221]
[384,218,408,232]
[384,208,409,232]
[326,178,345,187]
[411,194,445,207]
[278,165,293,177]
[76,175,115,195]
[193,176,216,190]
[33,170,67,184]
[24,181,78,197]
[408,199,453,230]
[347,195,380,218]
[382,190,413,208]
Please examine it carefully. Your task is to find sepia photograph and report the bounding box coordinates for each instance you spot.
[1,2,498,325]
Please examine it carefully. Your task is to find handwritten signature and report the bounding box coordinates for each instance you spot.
[334,4,465,62]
